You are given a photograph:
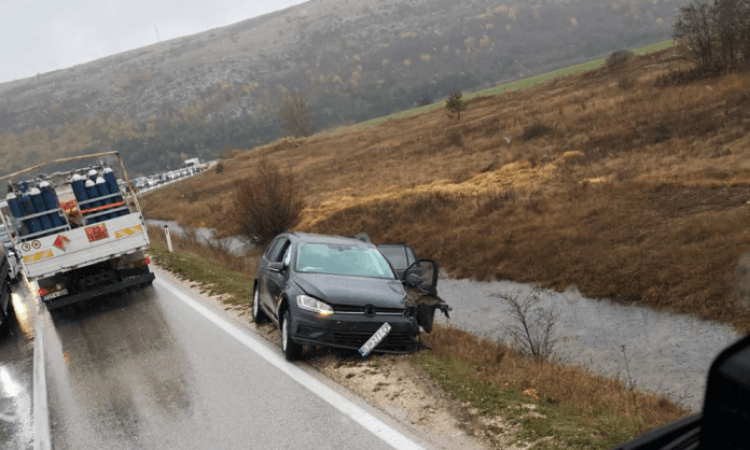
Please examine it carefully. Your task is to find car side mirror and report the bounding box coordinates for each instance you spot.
[406,273,423,285]
[268,262,285,272]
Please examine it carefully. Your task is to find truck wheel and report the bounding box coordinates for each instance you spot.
[281,309,301,361]
[0,305,10,338]
[252,287,268,324]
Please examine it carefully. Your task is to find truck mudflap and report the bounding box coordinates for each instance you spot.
[42,271,155,310]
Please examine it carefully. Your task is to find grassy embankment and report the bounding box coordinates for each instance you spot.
[146,227,689,449]
[143,41,750,331]
[141,39,750,446]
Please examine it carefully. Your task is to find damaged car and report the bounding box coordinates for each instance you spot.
[252,232,450,360]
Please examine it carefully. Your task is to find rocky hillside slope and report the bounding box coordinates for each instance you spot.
[0,0,685,175]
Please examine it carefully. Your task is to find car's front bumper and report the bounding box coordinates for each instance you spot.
[291,310,420,354]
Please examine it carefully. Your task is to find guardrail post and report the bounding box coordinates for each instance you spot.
[164,225,173,253]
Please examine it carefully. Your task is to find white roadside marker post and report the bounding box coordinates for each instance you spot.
[164,225,173,252]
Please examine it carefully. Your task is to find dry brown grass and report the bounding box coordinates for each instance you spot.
[142,44,750,330]
[423,325,690,431]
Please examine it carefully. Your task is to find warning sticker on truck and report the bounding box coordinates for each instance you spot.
[115,225,143,239]
[85,224,109,242]
[24,250,54,264]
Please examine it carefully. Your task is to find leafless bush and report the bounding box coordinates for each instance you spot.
[673,0,750,71]
[521,122,553,141]
[279,91,314,137]
[618,76,636,91]
[606,50,635,69]
[233,158,304,246]
[496,289,559,359]
[181,226,199,246]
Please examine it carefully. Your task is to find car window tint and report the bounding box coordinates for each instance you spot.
[297,243,395,279]
[377,245,408,269]
[264,238,282,259]
[281,244,292,267]
[405,246,417,265]
[270,239,290,262]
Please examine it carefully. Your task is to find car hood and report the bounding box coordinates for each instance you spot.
[292,273,406,308]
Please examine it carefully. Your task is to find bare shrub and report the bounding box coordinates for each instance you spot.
[444,128,464,148]
[521,122,553,141]
[233,158,304,246]
[606,50,635,69]
[495,289,559,359]
[279,91,314,137]
[618,76,636,91]
[673,0,750,71]
[674,2,717,68]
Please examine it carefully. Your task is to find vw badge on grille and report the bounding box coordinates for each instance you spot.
[364,304,376,317]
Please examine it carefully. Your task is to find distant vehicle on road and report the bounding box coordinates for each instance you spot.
[252,232,449,360]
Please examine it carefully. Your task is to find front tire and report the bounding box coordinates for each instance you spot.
[252,286,268,324]
[281,309,302,361]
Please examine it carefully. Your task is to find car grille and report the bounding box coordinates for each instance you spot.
[333,305,404,316]
[333,331,415,351]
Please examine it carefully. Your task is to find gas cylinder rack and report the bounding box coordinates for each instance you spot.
[0,151,155,310]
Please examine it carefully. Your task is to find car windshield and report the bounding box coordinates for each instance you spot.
[296,242,395,279]
[377,245,409,270]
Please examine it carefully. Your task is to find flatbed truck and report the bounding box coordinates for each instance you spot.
[0,151,155,310]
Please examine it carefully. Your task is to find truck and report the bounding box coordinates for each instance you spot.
[183,157,205,173]
[0,151,155,311]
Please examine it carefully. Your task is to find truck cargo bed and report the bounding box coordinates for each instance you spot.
[20,212,150,281]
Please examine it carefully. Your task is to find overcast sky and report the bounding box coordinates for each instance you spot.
[0,0,307,84]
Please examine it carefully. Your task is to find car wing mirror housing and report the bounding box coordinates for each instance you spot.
[268,262,285,272]
[406,273,422,285]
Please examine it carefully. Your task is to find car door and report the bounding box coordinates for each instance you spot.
[259,237,286,317]
[265,239,292,324]
[402,259,445,333]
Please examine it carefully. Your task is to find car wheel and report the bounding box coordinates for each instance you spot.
[281,309,301,361]
[252,287,268,324]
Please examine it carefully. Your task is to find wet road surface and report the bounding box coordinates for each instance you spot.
[1,273,427,450]
[0,280,37,450]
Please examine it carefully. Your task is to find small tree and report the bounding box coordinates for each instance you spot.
[445,91,467,120]
[233,158,304,246]
[496,289,559,359]
[279,91,314,137]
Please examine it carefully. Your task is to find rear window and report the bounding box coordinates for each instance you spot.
[377,245,409,269]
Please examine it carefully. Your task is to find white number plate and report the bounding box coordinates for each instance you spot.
[358,322,392,358]
[43,289,68,301]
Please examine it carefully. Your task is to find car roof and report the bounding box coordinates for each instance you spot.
[287,232,376,248]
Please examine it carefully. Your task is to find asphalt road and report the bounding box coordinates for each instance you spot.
[0,273,430,450]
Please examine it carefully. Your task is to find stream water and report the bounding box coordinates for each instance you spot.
[146,220,739,411]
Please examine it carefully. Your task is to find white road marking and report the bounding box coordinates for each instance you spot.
[33,316,51,450]
[154,278,427,450]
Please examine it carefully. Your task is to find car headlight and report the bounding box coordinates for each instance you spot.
[297,295,334,317]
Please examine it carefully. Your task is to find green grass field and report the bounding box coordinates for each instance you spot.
[342,40,677,131]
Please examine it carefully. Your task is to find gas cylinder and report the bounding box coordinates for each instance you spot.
[39,181,65,228]
[29,188,53,231]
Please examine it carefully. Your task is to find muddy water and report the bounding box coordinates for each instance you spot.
[434,280,739,411]
[146,220,253,255]
[145,220,738,411]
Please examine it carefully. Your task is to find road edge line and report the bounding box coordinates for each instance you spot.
[33,316,52,450]
[155,278,427,450]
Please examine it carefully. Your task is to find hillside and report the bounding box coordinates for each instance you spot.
[0,0,687,176]
[141,44,750,331]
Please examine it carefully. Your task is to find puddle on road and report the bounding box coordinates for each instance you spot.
[144,221,738,411]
